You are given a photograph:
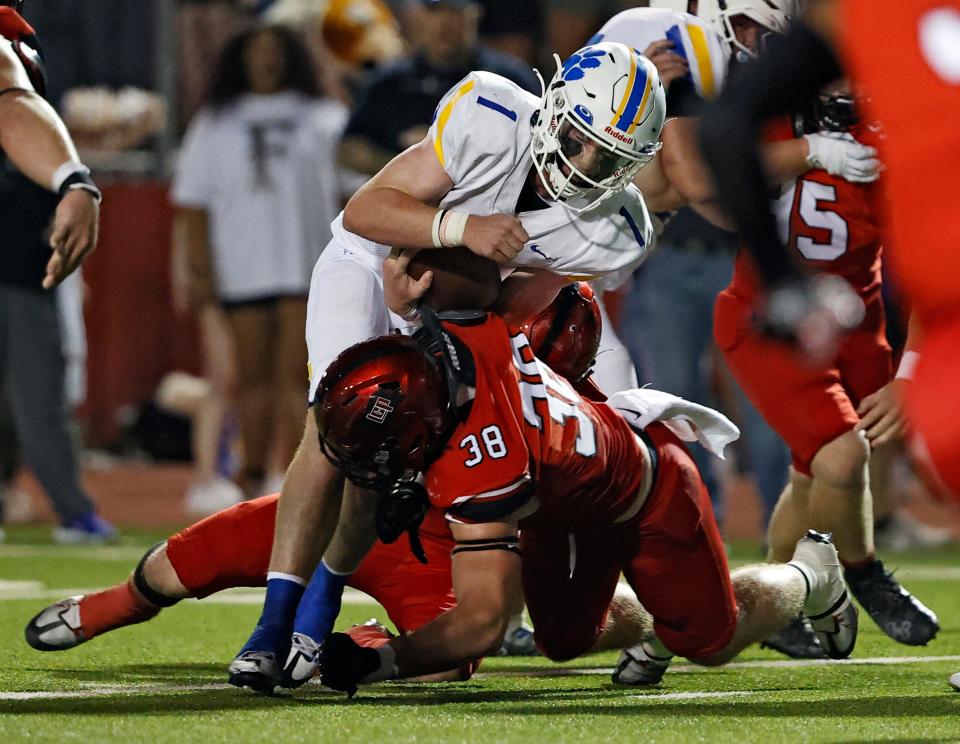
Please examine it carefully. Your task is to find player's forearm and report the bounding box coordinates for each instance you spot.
[493,269,569,326]
[0,90,79,191]
[760,138,812,185]
[390,602,507,678]
[267,415,344,579]
[343,186,440,249]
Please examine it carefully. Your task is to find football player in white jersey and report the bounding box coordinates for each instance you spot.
[228,41,668,693]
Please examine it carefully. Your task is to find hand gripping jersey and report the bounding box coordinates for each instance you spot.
[331,71,656,282]
[591,7,730,100]
[728,115,884,301]
[424,314,650,529]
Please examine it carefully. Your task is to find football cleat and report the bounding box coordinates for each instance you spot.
[949,671,960,692]
[760,615,827,659]
[844,559,939,646]
[52,513,118,545]
[789,530,858,660]
[611,640,672,686]
[281,632,321,688]
[24,596,86,651]
[228,651,281,694]
[496,625,539,657]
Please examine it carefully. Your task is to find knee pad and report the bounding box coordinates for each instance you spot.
[133,542,181,608]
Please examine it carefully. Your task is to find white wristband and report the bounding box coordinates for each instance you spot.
[441,210,469,247]
[896,350,920,380]
[51,160,90,193]
[431,209,446,249]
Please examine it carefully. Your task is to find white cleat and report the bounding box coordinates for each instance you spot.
[611,640,673,686]
[949,671,960,691]
[282,633,321,688]
[25,596,86,651]
[789,530,858,659]
[228,651,281,694]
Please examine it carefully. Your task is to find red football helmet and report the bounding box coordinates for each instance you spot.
[313,335,451,488]
[520,282,602,382]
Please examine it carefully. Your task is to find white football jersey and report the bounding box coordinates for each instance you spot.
[330,71,655,281]
[592,8,729,100]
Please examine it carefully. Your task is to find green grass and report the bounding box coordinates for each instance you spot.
[2,529,959,743]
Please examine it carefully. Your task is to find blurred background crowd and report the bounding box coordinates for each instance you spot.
[1,0,953,551]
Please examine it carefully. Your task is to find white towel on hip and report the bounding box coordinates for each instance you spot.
[605,388,740,460]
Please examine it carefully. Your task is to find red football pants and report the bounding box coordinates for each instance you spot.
[521,424,739,661]
[165,494,457,636]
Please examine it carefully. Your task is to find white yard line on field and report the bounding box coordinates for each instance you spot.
[0,545,150,561]
[0,583,377,605]
[0,683,226,701]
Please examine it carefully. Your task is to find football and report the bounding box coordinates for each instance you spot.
[406,246,501,312]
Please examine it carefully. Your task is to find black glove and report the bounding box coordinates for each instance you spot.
[376,480,429,564]
[319,632,384,697]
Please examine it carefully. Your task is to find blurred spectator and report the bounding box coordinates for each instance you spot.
[545,0,647,62]
[266,0,405,100]
[623,208,791,530]
[23,0,157,108]
[476,0,542,66]
[177,1,250,130]
[171,24,347,506]
[338,0,539,177]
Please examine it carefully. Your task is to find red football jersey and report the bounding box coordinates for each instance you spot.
[425,315,648,529]
[728,115,884,301]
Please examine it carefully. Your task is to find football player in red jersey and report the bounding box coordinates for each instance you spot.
[712,86,939,652]
[302,308,858,693]
[694,0,958,687]
[21,286,601,682]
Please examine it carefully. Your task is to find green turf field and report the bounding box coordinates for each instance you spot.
[2,527,959,743]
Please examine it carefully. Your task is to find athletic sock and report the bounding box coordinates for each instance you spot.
[78,580,162,640]
[237,574,305,657]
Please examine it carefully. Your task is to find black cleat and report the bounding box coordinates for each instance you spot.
[845,559,939,646]
[761,615,828,659]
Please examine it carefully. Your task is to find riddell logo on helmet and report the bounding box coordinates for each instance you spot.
[604,126,634,144]
[365,396,394,424]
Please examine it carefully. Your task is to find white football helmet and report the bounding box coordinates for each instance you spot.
[531,42,666,212]
[697,0,800,58]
